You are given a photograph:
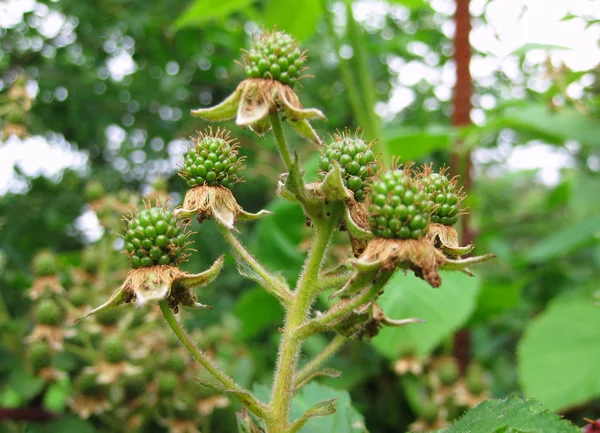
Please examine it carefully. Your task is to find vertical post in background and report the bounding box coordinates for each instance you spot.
[451,0,473,374]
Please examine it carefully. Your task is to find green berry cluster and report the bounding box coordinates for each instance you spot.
[35,298,64,326]
[318,133,377,201]
[32,251,58,277]
[123,207,189,269]
[180,131,242,190]
[243,31,305,87]
[78,372,101,396]
[420,172,462,226]
[29,341,52,371]
[368,170,433,239]
[103,336,126,363]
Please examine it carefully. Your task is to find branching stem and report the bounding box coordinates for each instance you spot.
[294,335,345,387]
[267,203,343,432]
[158,301,267,418]
[218,224,292,304]
[269,112,294,171]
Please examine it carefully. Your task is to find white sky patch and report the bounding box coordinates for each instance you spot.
[73,207,104,243]
[0,135,89,195]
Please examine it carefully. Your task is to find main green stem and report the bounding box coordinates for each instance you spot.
[158,301,267,418]
[267,207,341,432]
[269,113,294,171]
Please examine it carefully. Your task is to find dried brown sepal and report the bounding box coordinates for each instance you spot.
[175,185,271,231]
[426,223,474,256]
[78,257,224,320]
[191,78,325,144]
[358,238,446,287]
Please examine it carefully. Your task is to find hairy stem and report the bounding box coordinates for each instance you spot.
[267,204,343,432]
[269,112,294,171]
[158,301,267,418]
[218,224,292,304]
[294,335,345,387]
[297,276,385,340]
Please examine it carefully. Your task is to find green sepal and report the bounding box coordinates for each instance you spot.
[76,284,132,322]
[343,206,374,241]
[442,243,474,256]
[172,255,225,308]
[439,254,496,272]
[318,161,350,202]
[288,398,338,433]
[288,118,322,144]
[236,209,274,222]
[237,82,270,130]
[191,85,242,121]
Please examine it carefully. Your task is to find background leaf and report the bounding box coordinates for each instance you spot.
[372,272,481,358]
[517,289,600,411]
[173,0,256,30]
[438,395,579,433]
[235,287,284,340]
[263,0,322,41]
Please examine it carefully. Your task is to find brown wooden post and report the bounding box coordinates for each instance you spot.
[451,0,473,374]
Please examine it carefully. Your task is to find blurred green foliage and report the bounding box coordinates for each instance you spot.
[1,0,599,432]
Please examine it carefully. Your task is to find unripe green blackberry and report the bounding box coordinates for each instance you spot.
[243,30,306,87]
[466,364,486,395]
[420,172,463,226]
[81,247,99,274]
[84,180,105,202]
[95,308,120,326]
[29,341,52,371]
[32,251,59,277]
[123,373,147,399]
[417,399,440,423]
[157,371,179,395]
[35,299,64,326]
[68,287,88,308]
[166,353,187,374]
[318,132,377,201]
[123,206,189,269]
[103,336,126,363]
[368,169,433,239]
[180,129,243,190]
[78,372,101,396]
[437,358,459,387]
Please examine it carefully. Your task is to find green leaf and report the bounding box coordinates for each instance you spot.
[510,43,571,56]
[526,215,600,262]
[9,368,45,402]
[387,0,427,9]
[385,127,454,161]
[263,0,322,41]
[437,395,579,433]
[28,416,97,433]
[291,383,367,433]
[252,198,308,279]
[43,378,71,413]
[471,280,523,323]
[372,272,480,358]
[498,103,600,148]
[518,292,600,411]
[173,0,256,31]
[235,287,284,340]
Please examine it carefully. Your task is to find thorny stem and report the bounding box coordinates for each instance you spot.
[294,335,345,388]
[218,224,292,304]
[267,203,343,432]
[314,271,352,295]
[269,112,294,172]
[158,301,267,418]
[296,276,385,340]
